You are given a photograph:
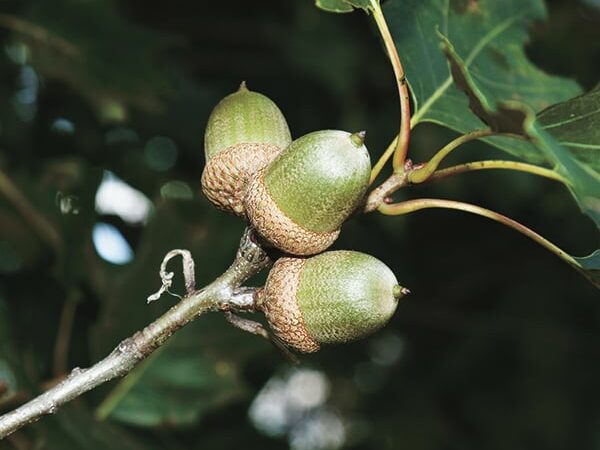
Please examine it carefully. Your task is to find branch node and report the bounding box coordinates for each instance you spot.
[238,228,270,266]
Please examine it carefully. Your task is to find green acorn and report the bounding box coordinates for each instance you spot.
[259,250,408,353]
[201,82,291,216]
[244,130,371,255]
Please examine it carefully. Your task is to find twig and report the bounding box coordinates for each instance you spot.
[52,290,82,377]
[0,13,79,57]
[0,228,271,439]
[0,169,62,252]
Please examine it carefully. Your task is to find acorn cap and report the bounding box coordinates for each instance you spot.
[244,171,340,254]
[201,83,292,216]
[201,142,282,216]
[260,257,321,353]
[244,130,371,255]
[260,250,406,353]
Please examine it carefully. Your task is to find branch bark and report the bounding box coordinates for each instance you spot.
[0,228,271,439]
[363,165,411,213]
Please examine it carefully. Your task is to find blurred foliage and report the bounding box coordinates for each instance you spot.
[0,0,599,450]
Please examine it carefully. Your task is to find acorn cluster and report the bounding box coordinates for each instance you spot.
[201,83,408,353]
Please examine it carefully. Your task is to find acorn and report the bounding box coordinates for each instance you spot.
[244,130,371,255]
[201,82,292,216]
[258,250,408,353]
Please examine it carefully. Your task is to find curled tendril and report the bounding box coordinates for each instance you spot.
[147,249,196,303]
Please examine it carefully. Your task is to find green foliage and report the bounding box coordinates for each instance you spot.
[575,250,600,287]
[31,405,156,450]
[440,33,600,228]
[88,201,268,426]
[538,83,600,169]
[0,298,25,401]
[96,321,250,427]
[16,0,176,116]
[436,30,600,285]
[315,0,374,13]
[383,0,581,129]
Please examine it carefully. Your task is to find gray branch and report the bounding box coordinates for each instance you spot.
[0,228,271,440]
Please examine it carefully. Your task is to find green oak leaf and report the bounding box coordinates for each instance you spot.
[440,32,531,136]
[315,0,374,13]
[528,122,600,229]
[574,250,600,289]
[436,31,599,287]
[440,31,600,229]
[538,83,600,171]
[383,0,581,133]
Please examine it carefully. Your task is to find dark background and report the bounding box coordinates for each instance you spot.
[0,0,599,449]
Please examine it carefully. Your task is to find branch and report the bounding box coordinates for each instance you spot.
[0,228,271,439]
[363,167,410,213]
[0,169,62,252]
[52,290,82,377]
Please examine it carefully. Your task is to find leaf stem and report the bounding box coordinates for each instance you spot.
[370,1,411,180]
[378,198,582,271]
[428,160,568,184]
[408,129,499,183]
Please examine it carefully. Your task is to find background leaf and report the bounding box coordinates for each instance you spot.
[8,0,177,118]
[89,199,269,427]
[96,321,250,427]
[315,0,355,13]
[315,0,373,13]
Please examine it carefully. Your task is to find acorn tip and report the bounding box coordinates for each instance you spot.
[238,80,249,91]
[350,130,366,147]
[393,284,410,300]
